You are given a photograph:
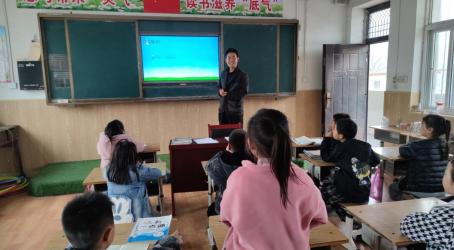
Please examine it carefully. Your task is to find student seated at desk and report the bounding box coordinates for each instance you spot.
[106,140,161,220]
[320,118,380,206]
[324,113,350,139]
[206,129,254,216]
[389,114,450,201]
[62,192,181,250]
[221,109,327,250]
[400,160,454,250]
[97,119,146,171]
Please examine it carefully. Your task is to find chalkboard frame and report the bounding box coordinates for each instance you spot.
[39,14,298,105]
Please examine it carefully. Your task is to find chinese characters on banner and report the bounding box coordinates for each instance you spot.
[17,0,283,16]
[181,0,282,16]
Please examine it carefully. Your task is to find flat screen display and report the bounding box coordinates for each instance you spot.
[141,35,220,84]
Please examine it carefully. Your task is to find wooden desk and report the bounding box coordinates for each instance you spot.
[372,146,407,177]
[298,153,335,182]
[370,126,425,146]
[0,125,24,176]
[298,153,335,168]
[345,198,445,249]
[83,162,167,188]
[83,162,167,215]
[169,138,228,216]
[139,142,161,163]
[208,216,348,249]
[292,141,321,158]
[46,220,177,250]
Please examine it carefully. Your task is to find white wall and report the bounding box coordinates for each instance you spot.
[386,0,426,92]
[299,0,347,90]
[0,0,347,100]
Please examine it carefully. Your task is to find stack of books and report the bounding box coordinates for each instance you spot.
[171,137,192,145]
[303,150,322,160]
[292,136,323,146]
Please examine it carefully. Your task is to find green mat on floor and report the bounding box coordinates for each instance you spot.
[29,154,170,197]
[29,160,100,196]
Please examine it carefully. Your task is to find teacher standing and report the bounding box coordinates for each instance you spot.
[218,48,249,125]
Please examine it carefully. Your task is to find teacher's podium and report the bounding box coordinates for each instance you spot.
[169,138,228,216]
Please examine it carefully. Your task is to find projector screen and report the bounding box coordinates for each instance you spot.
[141,35,220,84]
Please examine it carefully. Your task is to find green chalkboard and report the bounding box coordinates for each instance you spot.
[41,20,71,100]
[223,24,277,94]
[40,15,297,104]
[68,20,140,99]
[279,24,297,93]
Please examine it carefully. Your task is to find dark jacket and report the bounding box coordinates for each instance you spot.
[218,68,248,115]
[206,151,252,214]
[321,137,380,203]
[399,138,448,192]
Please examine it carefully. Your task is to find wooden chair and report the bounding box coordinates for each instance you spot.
[208,123,242,139]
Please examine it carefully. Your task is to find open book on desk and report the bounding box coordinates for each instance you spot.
[303,150,322,160]
[128,215,172,243]
[292,136,323,146]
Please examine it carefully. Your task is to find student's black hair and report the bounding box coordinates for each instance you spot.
[225,48,239,58]
[423,114,451,159]
[335,118,357,140]
[422,114,451,141]
[107,140,140,185]
[62,192,113,250]
[104,119,124,141]
[247,109,295,208]
[228,129,248,154]
[333,113,350,123]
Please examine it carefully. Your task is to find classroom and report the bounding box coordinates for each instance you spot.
[1,0,454,249]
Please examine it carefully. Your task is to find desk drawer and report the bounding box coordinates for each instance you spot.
[383,160,407,176]
[374,129,406,144]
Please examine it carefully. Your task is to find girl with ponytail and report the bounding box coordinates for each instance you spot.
[389,114,451,200]
[97,119,147,171]
[220,109,327,250]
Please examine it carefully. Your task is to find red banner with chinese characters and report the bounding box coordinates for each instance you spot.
[17,0,283,16]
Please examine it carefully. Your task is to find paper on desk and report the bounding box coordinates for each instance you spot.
[194,138,218,144]
[107,243,149,250]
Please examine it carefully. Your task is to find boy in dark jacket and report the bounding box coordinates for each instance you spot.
[206,129,253,216]
[320,118,380,205]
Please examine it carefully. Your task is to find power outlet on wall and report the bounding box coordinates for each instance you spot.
[392,75,408,84]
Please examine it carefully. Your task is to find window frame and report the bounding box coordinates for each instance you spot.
[422,1,454,114]
[365,1,391,44]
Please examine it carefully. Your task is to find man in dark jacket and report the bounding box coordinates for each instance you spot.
[218,48,249,124]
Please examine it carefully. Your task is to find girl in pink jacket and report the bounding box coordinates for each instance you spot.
[96,120,145,171]
[221,109,328,250]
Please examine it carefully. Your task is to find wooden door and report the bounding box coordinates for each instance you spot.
[323,44,369,140]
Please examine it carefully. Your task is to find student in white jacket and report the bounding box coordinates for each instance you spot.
[400,160,454,250]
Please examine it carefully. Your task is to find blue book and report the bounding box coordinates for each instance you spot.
[127,216,172,243]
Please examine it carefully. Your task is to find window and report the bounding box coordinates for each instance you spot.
[366,2,390,44]
[423,0,454,112]
[431,0,454,23]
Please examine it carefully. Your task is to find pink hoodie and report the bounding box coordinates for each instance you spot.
[220,160,327,250]
[96,132,145,169]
